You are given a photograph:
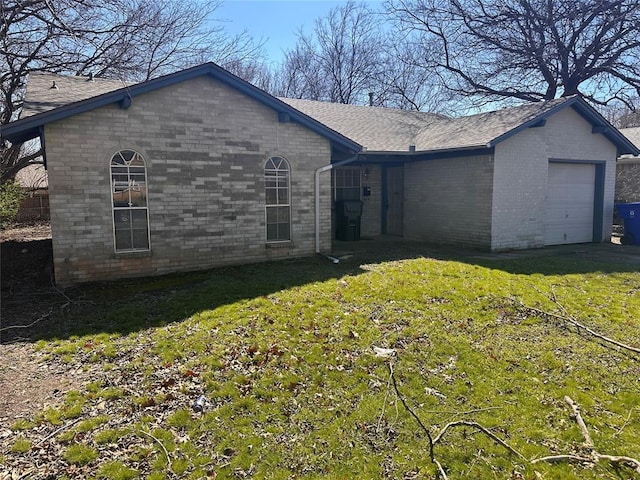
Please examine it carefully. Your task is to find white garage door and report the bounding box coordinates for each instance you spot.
[544,162,595,245]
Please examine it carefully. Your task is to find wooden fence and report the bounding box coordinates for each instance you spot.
[17,190,50,221]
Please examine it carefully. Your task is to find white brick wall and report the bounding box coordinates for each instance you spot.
[492,108,617,250]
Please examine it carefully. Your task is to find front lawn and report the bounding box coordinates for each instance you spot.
[2,250,640,479]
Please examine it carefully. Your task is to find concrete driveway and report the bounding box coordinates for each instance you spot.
[332,236,640,268]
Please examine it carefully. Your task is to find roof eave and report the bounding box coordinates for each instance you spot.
[2,63,362,154]
[2,88,132,143]
[487,97,577,148]
[361,144,492,156]
[486,96,640,156]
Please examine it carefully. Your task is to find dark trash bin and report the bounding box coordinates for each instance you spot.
[615,203,640,245]
[335,200,363,241]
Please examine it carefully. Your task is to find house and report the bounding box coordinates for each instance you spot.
[15,164,49,221]
[2,63,637,286]
[617,127,640,203]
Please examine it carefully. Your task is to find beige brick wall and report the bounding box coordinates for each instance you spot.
[403,155,494,248]
[45,76,333,285]
[360,165,382,237]
[492,108,617,250]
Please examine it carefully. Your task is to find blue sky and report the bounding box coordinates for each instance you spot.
[215,0,385,65]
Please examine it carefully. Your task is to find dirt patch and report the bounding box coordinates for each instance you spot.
[0,343,90,426]
[1,221,53,292]
[0,222,80,429]
[0,222,52,242]
[1,222,56,344]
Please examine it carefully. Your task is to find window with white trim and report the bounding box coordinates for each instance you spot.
[265,156,291,242]
[111,150,150,252]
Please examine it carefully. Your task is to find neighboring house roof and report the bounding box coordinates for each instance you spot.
[20,73,129,118]
[619,127,640,162]
[3,63,638,157]
[2,63,361,154]
[620,126,640,149]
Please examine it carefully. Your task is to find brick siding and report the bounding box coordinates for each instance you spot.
[45,77,332,285]
[403,155,494,248]
[492,108,617,250]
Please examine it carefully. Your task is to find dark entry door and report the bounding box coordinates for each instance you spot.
[385,166,404,236]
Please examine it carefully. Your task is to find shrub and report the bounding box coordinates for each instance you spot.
[0,180,24,227]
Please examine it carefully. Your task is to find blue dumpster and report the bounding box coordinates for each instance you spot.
[615,203,640,245]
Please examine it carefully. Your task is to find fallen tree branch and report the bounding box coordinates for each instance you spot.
[612,408,635,438]
[385,358,524,479]
[564,395,594,448]
[420,406,503,416]
[516,301,640,355]
[388,362,435,462]
[532,396,640,474]
[381,355,448,478]
[0,311,52,333]
[433,420,527,462]
[137,429,173,473]
[530,454,592,464]
[35,417,83,446]
[377,367,395,433]
[597,454,640,473]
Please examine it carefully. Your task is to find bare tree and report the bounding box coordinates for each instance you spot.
[273,1,452,112]
[1,0,264,184]
[277,1,383,104]
[386,0,640,109]
[374,39,453,112]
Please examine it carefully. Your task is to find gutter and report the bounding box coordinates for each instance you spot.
[314,154,359,257]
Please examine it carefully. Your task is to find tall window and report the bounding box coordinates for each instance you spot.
[265,156,290,242]
[111,150,150,252]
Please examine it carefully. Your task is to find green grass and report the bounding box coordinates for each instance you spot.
[10,437,31,453]
[96,461,139,480]
[5,252,640,478]
[63,443,98,465]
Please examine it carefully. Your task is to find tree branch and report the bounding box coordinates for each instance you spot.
[532,396,640,474]
[516,301,640,356]
[433,420,527,462]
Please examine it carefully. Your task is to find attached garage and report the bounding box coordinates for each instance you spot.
[544,162,602,245]
[288,95,638,252]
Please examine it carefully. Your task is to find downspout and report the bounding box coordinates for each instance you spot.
[315,154,359,259]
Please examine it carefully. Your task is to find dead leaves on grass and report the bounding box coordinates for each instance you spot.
[375,349,640,480]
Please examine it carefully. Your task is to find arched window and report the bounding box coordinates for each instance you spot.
[264,156,290,242]
[111,150,150,251]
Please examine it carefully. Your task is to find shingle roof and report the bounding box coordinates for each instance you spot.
[282,96,574,153]
[279,98,445,152]
[22,73,129,118]
[413,98,571,151]
[5,64,639,157]
[620,126,640,151]
[3,64,361,153]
